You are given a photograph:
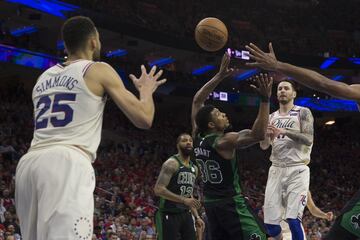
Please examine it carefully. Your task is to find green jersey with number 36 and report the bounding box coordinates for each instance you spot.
[194,133,242,201]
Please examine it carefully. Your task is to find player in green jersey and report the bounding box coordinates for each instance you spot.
[192,53,273,240]
[154,133,205,240]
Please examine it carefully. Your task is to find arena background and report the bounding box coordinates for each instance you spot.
[0,0,359,239]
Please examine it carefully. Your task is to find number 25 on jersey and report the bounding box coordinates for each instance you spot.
[35,93,76,130]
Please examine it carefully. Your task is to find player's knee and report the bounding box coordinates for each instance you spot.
[265,223,281,237]
[287,218,304,240]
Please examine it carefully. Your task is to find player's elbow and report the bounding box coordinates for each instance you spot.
[192,96,203,109]
[138,121,152,130]
[153,185,160,196]
[134,117,153,129]
[304,136,313,146]
[252,131,265,142]
[193,96,201,105]
[259,141,269,150]
[153,185,164,196]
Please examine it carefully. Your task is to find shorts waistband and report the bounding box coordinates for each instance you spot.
[28,145,92,162]
[271,162,307,168]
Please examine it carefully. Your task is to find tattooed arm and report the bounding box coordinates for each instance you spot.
[286,107,314,146]
[276,107,314,146]
[154,158,201,208]
[269,107,313,146]
[153,158,183,203]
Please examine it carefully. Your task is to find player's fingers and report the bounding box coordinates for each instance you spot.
[269,42,276,57]
[268,76,274,87]
[154,69,163,80]
[129,74,138,82]
[259,73,266,88]
[246,46,264,59]
[245,44,256,53]
[267,126,275,131]
[256,75,265,90]
[223,53,230,70]
[155,78,167,87]
[225,68,234,77]
[246,46,264,60]
[249,43,266,55]
[140,65,147,75]
[149,65,157,77]
[262,73,271,89]
[220,53,227,68]
[223,52,229,63]
[268,125,277,131]
[225,51,231,63]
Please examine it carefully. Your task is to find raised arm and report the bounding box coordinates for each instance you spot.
[153,159,201,209]
[217,74,272,154]
[246,42,360,102]
[191,53,233,136]
[86,62,166,129]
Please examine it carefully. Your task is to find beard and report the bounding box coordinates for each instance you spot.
[179,146,193,156]
[278,98,291,105]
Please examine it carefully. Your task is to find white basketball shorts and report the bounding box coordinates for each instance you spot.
[264,165,310,225]
[15,145,95,240]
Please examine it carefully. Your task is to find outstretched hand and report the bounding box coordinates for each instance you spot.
[250,73,273,100]
[245,42,279,71]
[129,65,167,93]
[217,52,234,78]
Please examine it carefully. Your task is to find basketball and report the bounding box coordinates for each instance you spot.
[195,17,228,52]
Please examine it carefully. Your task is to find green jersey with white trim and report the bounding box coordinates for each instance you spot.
[194,133,242,200]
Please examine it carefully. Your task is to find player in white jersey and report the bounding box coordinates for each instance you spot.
[245,42,360,240]
[259,79,314,240]
[15,16,166,240]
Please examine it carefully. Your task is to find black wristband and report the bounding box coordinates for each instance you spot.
[260,96,270,102]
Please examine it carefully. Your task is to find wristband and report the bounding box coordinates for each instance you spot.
[261,96,270,103]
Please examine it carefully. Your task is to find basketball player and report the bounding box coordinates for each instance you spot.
[259,78,314,240]
[192,53,272,240]
[154,133,205,240]
[15,16,166,240]
[246,42,360,240]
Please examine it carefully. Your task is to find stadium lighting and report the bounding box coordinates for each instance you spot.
[325,120,335,125]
